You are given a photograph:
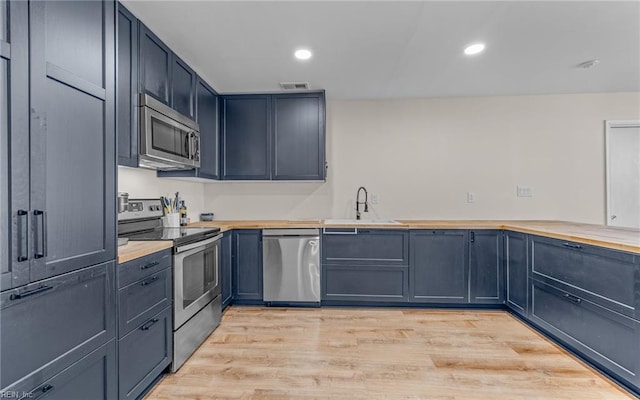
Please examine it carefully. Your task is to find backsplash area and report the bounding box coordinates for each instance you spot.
[118,166,206,220]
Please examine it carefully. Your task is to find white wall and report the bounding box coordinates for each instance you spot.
[117,167,206,219]
[202,92,640,223]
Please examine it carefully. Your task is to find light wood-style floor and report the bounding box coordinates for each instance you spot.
[145,307,633,400]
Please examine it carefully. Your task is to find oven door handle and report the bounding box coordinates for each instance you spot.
[175,234,223,254]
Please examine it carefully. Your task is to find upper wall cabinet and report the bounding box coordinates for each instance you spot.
[221,91,326,181]
[221,95,272,180]
[138,23,171,106]
[158,77,220,180]
[272,93,326,180]
[171,55,196,120]
[117,3,139,167]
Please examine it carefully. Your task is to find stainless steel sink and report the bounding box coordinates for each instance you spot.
[323,219,400,225]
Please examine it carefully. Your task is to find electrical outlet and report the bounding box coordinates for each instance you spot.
[467,192,475,203]
[370,193,379,204]
[517,186,533,197]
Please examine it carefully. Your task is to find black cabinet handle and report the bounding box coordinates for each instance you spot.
[140,261,159,270]
[563,293,582,304]
[17,209,29,262]
[140,318,160,331]
[140,276,160,286]
[470,231,475,243]
[10,285,53,300]
[563,242,582,249]
[31,383,54,400]
[33,210,47,259]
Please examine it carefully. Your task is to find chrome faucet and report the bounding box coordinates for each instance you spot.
[355,186,369,220]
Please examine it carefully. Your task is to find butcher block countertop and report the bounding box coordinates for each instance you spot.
[188,220,640,254]
[117,241,173,264]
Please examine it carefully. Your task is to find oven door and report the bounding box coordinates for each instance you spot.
[173,234,221,329]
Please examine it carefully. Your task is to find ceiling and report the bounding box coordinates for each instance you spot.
[122,1,640,100]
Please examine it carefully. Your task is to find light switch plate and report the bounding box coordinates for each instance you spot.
[370,193,379,204]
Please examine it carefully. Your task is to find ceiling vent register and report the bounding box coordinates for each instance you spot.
[280,82,310,90]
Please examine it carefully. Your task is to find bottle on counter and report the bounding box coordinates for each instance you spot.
[179,201,188,226]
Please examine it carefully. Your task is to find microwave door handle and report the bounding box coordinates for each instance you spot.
[190,132,199,161]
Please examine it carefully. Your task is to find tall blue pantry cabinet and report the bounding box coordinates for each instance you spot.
[0,1,117,398]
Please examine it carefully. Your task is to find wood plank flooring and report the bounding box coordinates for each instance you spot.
[145,307,634,400]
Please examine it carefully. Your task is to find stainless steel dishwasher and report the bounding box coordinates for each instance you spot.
[262,229,320,303]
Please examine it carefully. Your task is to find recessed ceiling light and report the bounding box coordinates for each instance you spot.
[294,48,312,60]
[464,43,485,56]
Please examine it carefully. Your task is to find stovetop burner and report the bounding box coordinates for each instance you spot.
[118,198,220,247]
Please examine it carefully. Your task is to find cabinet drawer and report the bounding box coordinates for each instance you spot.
[118,249,171,288]
[322,265,409,303]
[322,229,409,266]
[530,235,638,318]
[118,307,172,400]
[530,279,640,387]
[26,340,116,400]
[0,262,115,392]
[118,268,172,337]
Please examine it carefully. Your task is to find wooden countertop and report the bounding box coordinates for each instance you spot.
[189,219,640,254]
[117,241,173,264]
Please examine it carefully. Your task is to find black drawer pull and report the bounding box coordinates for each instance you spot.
[563,242,582,249]
[140,276,160,286]
[9,285,53,300]
[563,293,582,304]
[41,384,53,393]
[140,261,159,270]
[31,384,54,400]
[140,318,160,331]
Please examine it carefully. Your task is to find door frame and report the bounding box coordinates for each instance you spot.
[604,120,640,226]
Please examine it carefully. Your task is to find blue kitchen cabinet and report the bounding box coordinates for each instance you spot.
[1,0,28,291]
[221,231,233,309]
[220,92,326,181]
[530,278,640,390]
[321,229,409,303]
[272,92,326,181]
[410,230,469,303]
[232,230,263,303]
[157,77,220,180]
[171,55,196,119]
[117,249,173,400]
[117,3,139,167]
[469,230,504,304]
[0,262,116,393]
[221,95,272,180]
[139,22,172,106]
[505,231,528,316]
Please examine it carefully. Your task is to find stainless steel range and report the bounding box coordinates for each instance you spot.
[118,198,221,372]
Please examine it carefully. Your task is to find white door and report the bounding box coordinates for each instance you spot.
[606,121,640,229]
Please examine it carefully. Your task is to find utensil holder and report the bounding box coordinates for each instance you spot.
[163,213,180,228]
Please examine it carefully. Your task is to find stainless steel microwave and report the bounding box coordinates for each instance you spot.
[139,94,200,170]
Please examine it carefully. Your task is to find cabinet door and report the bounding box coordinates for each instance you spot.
[195,78,219,178]
[171,55,196,119]
[221,95,271,180]
[505,231,528,316]
[410,230,469,303]
[2,0,29,291]
[139,23,171,105]
[27,340,116,400]
[469,230,503,304]
[117,4,139,167]
[322,265,409,303]
[28,0,116,282]
[232,230,263,302]
[322,229,409,266]
[118,307,172,400]
[221,231,233,308]
[272,93,325,180]
[0,262,116,393]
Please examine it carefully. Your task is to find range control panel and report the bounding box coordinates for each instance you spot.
[118,198,164,221]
